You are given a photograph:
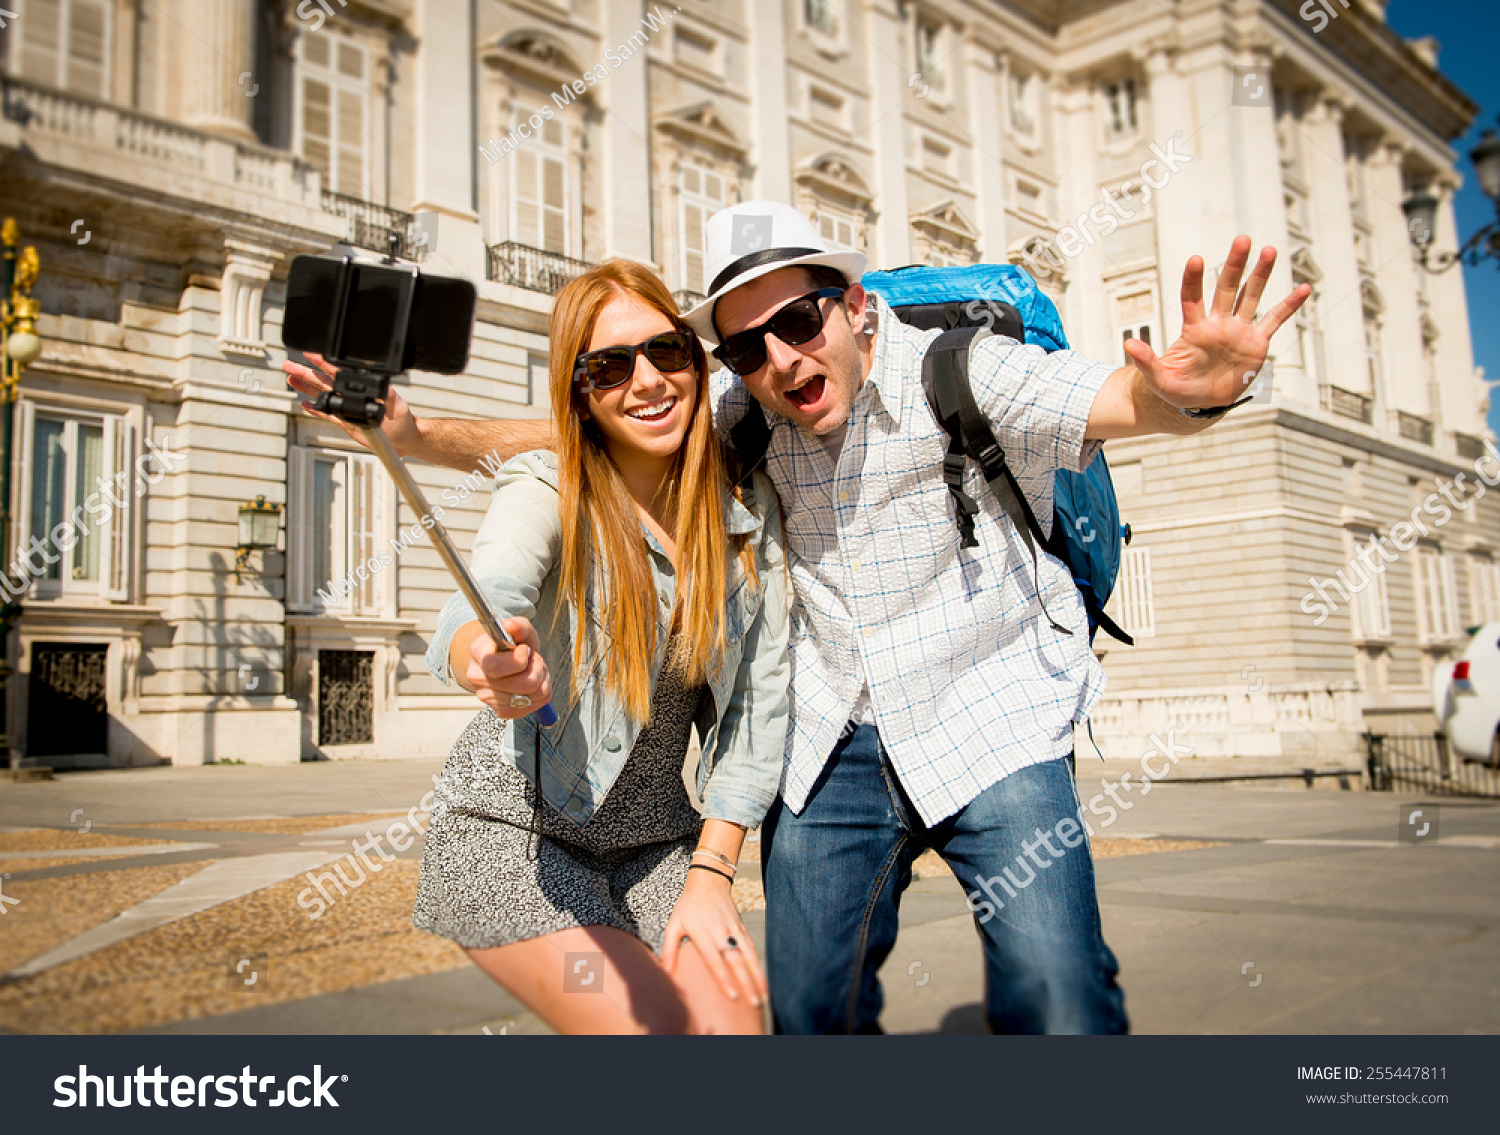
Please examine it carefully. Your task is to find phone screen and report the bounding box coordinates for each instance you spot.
[407,275,477,375]
[282,256,340,355]
[337,264,411,370]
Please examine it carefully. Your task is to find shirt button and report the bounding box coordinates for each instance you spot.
[604,737,622,752]
[838,491,849,502]
[851,559,862,571]
[863,628,874,639]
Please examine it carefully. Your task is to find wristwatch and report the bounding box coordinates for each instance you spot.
[1176,394,1254,420]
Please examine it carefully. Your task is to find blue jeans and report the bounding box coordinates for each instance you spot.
[761,724,1128,1034]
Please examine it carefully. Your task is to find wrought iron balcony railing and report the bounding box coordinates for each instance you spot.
[1322,384,1375,425]
[1396,411,1434,447]
[320,189,413,257]
[486,241,593,295]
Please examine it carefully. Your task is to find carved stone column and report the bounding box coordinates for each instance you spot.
[173,0,258,144]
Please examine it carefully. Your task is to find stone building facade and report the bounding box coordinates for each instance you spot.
[0,0,1492,768]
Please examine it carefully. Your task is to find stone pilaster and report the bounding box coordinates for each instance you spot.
[172,0,257,144]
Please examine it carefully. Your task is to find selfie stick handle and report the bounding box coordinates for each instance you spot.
[360,425,558,729]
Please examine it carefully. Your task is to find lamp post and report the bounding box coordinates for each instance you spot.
[1403,123,1500,272]
[0,218,42,773]
[235,495,282,581]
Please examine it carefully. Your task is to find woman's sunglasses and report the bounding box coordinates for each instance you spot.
[711,287,846,376]
[573,330,697,393]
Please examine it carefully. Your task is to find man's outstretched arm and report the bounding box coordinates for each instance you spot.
[1085,235,1310,440]
[283,353,557,471]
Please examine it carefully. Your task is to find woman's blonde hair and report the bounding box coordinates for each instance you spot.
[548,260,757,723]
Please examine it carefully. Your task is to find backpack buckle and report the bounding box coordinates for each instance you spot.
[942,452,967,486]
[973,440,1006,479]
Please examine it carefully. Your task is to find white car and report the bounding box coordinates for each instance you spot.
[1432,623,1500,766]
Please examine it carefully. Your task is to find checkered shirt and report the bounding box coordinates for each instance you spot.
[712,295,1114,825]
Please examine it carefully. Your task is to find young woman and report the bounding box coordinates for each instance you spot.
[411,260,788,1034]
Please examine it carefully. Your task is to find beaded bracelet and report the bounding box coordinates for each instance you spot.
[692,847,736,871]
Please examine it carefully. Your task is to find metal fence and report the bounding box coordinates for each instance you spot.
[321,190,413,257]
[1365,732,1500,797]
[486,241,593,295]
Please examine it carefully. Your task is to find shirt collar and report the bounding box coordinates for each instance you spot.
[724,488,761,536]
[861,294,904,429]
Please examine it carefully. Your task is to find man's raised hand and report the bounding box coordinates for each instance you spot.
[1124,235,1311,412]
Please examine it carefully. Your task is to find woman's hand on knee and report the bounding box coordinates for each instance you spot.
[464,617,554,719]
[661,869,766,1009]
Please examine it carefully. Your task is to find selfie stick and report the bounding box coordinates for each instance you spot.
[364,426,558,728]
[312,376,558,728]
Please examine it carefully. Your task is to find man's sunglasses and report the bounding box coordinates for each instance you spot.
[711,287,846,376]
[573,330,697,393]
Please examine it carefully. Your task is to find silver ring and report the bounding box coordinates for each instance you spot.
[508,694,532,708]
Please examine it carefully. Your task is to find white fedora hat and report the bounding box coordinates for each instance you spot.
[680,201,867,345]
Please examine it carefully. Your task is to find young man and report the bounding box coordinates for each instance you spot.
[285,203,1308,1034]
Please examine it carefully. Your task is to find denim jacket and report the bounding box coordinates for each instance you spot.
[426,450,790,830]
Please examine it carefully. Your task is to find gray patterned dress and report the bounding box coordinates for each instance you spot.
[412,658,706,955]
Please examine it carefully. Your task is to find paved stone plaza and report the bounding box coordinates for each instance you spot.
[0,760,1495,1035]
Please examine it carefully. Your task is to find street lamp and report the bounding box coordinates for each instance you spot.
[235,495,282,581]
[1403,124,1500,272]
[1,218,42,773]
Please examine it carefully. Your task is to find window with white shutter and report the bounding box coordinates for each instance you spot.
[1108,547,1156,638]
[816,210,855,251]
[15,0,109,99]
[1467,554,1500,627]
[16,404,131,601]
[679,161,725,295]
[1104,78,1138,141]
[289,446,388,616]
[1114,291,1157,365]
[297,30,368,198]
[511,106,569,255]
[1416,545,1459,644]
[1352,532,1391,639]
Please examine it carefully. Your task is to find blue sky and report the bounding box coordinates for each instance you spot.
[1386,1,1500,436]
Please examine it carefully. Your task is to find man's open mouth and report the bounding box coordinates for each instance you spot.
[786,375,826,410]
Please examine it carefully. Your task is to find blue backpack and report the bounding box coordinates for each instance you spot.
[861,264,1133,646]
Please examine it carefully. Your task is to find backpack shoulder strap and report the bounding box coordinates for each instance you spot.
[728,404,772,490]
[921,327,1072,637]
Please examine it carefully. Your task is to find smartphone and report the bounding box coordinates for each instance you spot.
[282,254,476,375]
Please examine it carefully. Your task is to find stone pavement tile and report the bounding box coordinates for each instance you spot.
[0,760,446,829]
[879,912,987,1035]
[140,966,535,1036]
[9,849,349,978]
[0,860,468,1034]
[1108,902,1499,1035]
[116,813,410,836]
[0,829,171,852]
[0,861,205,979]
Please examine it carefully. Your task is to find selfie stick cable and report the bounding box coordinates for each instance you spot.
[358,424,559,730]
